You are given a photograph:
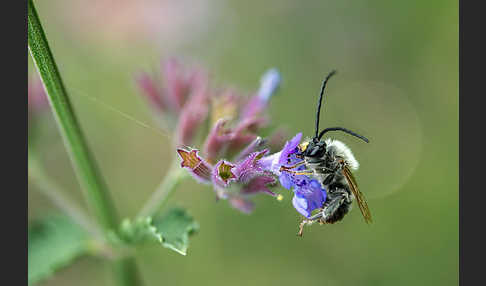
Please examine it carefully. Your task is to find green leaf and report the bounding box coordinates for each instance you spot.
[120,208,199,256]
[151,208,199,255]
[28,215,91,285]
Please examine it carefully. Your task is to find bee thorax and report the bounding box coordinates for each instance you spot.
[324,138,359,170]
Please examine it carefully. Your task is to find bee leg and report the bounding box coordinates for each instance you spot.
[298,221,306,237]
[297,213,322,237]
[298,220,311,237]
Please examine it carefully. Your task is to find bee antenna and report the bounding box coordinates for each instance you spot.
[314,70,337,141]
[318,127,370,143]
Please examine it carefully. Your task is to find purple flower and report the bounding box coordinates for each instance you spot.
[260,133,327,218]
[177,147,277,213]
[291,179,327,218]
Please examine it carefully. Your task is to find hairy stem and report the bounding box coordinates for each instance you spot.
[28,0,141,284]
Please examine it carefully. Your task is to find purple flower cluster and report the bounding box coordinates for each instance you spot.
[137,58,286,213]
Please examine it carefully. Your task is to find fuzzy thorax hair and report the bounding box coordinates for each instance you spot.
[325,138,359,171]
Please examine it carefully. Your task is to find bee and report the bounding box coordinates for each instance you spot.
[280,70,372,236]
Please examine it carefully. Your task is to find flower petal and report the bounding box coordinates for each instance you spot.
[292,193,310,218]
[278,172,294,190]
[176,148,212,183]
[212,160,236,187]
[278,132,302,166]
[292,179,327,218]
[257,68,281,103]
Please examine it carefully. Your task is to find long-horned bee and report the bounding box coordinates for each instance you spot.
[280,71,372,236]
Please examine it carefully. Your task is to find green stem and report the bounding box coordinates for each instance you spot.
[28,0,117,232]
[113,257,142,286]
[137,160,187,218]
[28,1,140,285]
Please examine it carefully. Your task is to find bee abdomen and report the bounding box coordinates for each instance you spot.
[320,183,352,224]
[322,201,351,224]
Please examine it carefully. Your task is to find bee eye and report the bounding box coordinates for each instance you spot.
[307,146,319,157]
[307,145,326,157]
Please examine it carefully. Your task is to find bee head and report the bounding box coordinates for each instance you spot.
[299,139,327,158]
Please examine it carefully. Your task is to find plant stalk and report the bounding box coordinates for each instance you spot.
[28,0,141,284]
[28,0,117,232]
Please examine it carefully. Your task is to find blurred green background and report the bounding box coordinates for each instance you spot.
[28,0,458,285]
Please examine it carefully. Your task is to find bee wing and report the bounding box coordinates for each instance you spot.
[342,166,373,224]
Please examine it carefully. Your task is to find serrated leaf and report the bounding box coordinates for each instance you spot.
[151,208,199,255]
[120,208,199,255]
[28,215,90,285]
